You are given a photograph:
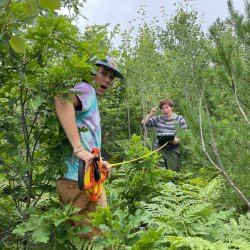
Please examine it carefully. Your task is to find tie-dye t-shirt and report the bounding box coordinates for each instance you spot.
[63,82,101,181]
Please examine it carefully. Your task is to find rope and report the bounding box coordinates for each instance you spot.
[110,141,169,167]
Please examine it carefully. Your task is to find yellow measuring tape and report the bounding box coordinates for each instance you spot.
[110,141,169,167]
[81,142,169,202]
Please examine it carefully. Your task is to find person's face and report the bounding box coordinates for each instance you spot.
[93,66,115,96]
[161,104,172,117]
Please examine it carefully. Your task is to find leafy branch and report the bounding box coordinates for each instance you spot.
[199,92,250,209]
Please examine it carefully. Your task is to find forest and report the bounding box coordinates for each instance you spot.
[0,0,250,249]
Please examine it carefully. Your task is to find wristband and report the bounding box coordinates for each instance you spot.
[73,147,84,155]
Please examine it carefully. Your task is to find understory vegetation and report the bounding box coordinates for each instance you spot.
[0,0,249,249]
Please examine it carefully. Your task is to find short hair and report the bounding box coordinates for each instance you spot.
[159,98,173,109]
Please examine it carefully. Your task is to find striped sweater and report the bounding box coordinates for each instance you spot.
[144,114,187,149]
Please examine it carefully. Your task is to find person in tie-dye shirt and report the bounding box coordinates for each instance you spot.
[55,58,124,239]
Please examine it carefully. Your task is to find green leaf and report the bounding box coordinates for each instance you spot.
[13,225,28,236]
[39,0,61,10]
[9,36,26,54]
[23,0,39,16]
[30,96,46,110]
[32,227,50,243]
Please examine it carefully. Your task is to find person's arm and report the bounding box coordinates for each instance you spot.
[54,94,94,169]
[142,107,157,125]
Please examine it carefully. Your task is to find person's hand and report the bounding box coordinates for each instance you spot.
[171,137,180,144]
[101,160,112,178]
[150,107,157,116]
[74,148,94,172]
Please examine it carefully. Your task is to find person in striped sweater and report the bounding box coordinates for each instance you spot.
[142,98,187,171]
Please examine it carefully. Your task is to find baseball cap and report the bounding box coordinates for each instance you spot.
[95,57,124,79]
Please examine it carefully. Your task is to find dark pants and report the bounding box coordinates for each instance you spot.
[159,147,181,172]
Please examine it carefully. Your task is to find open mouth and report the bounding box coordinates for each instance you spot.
[100,85,107,90]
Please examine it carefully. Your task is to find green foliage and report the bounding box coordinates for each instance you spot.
[91,206,155,249]
[201,9,250,209]
[1,0,250,249]
[101,136,250,249]
[23,0,40,16]
[107,135,176,213]
[168,236,250,250]
[0,1,118,249]
[131,229,164,250]
[13,204,93,249]
[9,35,26,54]
[39,0,61,10]
[151,0,250,210]
[140,177,250,248]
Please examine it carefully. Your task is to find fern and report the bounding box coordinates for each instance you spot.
[209,213,250,243]
[141,179,250,247]
[168,236,216,250]
[105,135,250,249]
[168,236,250,250]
